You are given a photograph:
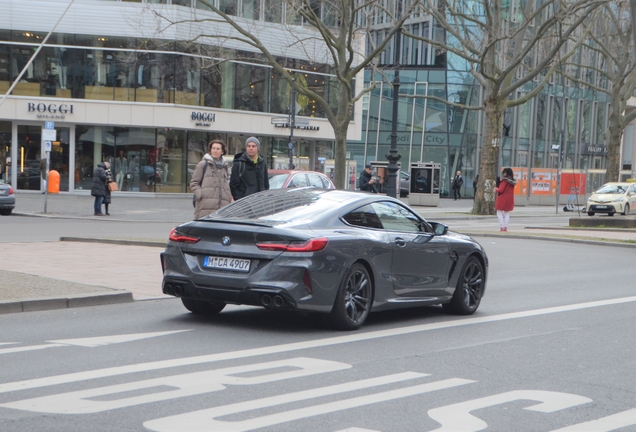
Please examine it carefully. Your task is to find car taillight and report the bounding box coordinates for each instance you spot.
[8,186,14,195]
[169,228,200,243]
[256,237,328,252]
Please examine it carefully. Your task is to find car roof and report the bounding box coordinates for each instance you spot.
[269,170,327,175]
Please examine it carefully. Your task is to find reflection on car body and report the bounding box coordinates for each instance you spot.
[161,188,488,330]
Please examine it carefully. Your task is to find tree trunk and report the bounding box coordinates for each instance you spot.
[605,99,623,182]
[472,98,504,215]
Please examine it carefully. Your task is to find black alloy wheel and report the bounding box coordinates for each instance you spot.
[329,263,373,330]
[181,298,226,315]
[443,256,484,315]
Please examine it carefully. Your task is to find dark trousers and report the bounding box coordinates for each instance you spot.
[453,188,461,200]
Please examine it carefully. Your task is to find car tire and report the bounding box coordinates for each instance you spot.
[608,211,615,216]
[443,256,485,315]
[181,298,226,315]
[587,211,594,216]
[0,209,11,216]
[622,204,630,216]
[328,263,373,331]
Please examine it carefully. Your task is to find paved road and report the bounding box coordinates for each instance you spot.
[1,191,634,314]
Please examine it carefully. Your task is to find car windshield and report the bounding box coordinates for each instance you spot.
[268,174,290,189]
[596,185,626,194]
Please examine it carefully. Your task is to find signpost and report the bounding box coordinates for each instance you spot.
[43,122,55,213]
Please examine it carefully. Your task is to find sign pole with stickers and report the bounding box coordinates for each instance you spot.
[42,121,56,213]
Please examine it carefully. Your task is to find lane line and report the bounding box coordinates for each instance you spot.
[1,296,635,394]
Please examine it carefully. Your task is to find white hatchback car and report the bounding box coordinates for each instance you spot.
[587,182,636,216]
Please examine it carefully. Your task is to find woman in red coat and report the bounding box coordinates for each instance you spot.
[495,167,517,232]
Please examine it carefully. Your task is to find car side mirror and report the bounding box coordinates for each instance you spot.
[429,222,448,236]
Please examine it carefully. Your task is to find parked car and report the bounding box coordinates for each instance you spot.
[587,182,636,216]
[0,180,15,215]
[161,188,488,330]
[400,171,410,197]
[268,170,335,190]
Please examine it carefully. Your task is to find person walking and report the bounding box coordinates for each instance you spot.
[103,161,114,216]
[451,170,463,200]
[359,164,378,193]
[495,167,517,232]
[191,139,232,219]
[39,157,47,194]
[230,137,269,201]
[91,161,108,216]
[473,174,479,199]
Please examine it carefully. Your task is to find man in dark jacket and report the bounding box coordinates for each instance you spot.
[359,164,378,193]
[91,162,108,216]
[230,137,269,201]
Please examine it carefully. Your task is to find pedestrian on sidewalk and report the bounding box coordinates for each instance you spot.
[91,161,108,216]
[191,139,232,219]
[495,167,517,232]
[39,157,47,194]
[451,170,463,200]
[473,174,479,199]
[230,137,269,201]
[103,161,114,216]
[359,164,378,193]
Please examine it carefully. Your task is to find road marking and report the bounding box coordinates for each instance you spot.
[428,390,592,431]
[48,330,192,347]
[1,296,635,394]
[0,330,191,355]
[0,344,67,355]
[144,375,474,432]
[1,358,351,414]
[551,408,636,431]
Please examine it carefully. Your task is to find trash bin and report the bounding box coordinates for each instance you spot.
[409,162,440,206]
[47,170,60,194]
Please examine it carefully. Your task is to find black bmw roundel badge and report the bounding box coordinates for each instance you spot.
[221,236,231,246]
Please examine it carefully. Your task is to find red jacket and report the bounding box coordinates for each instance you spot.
[495,179,515,211]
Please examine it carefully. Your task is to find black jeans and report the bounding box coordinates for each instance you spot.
[453,188,461,200]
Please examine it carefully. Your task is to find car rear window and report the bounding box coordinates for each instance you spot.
[209,188,344,221]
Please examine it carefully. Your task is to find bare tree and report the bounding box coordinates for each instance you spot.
[404,0,605,214]
[147,0,419,190]
[563,2,636,182]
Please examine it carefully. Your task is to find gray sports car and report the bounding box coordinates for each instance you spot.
[161,188,488,330]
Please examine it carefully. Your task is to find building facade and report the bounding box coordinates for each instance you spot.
[0,0,362,194]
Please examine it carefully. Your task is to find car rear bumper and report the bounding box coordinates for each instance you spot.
[587,203,620,213]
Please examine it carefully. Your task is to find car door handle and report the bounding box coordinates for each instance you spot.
[394,237,406,247]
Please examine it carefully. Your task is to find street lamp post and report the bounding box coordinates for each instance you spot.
[385,18,402,198]
[289,78,296,170]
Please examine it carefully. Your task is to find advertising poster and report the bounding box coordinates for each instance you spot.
[561,172,586,195]
[530,169,557,196]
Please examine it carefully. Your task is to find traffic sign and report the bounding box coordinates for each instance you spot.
[45,141,52,152]
[45,121,55,130]
[42,129,56,141]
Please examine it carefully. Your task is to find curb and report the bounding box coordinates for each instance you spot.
[60,237,167,248]
[463,231,636,248]
[0,291,134,315]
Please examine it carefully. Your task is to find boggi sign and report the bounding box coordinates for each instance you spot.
[27,102,74,119]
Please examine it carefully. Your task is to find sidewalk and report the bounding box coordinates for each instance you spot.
[1,191,634,315]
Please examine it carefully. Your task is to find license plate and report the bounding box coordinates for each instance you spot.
[596,205,607,209]
[204,256,251,272]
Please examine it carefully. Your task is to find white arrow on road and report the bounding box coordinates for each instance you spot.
[0,330,191,355]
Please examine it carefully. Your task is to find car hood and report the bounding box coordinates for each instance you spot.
[589,193,624,202]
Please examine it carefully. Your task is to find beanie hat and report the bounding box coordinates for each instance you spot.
[245,136,260,151]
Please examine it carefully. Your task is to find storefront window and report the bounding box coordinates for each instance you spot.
[16,125,42,191]
[156,129,187,192]
[0,122,10,184]
[114,128,157,192]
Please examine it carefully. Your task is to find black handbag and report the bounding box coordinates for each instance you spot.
[192,161,208,207]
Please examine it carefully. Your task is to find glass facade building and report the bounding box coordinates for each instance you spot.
[0,0,361,194]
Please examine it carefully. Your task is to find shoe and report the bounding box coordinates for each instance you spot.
[94,213,105,216]
[105,212,110,215]
[499,228,505,232]
[503,227,508,232]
